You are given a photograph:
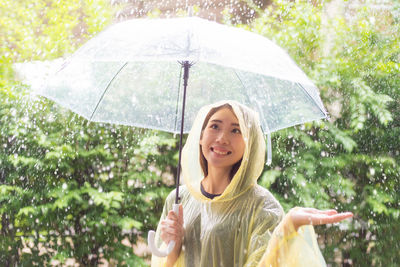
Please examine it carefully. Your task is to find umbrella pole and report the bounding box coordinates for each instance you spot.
[175,61,192,204]
[148,61,192,256]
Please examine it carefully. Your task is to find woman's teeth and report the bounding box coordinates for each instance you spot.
[212,148,231,155]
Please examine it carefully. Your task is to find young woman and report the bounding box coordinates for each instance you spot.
[152,101,353,267]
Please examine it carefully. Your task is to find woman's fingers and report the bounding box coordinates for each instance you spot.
[161,225,181,237]
[310,211,353,225]
[301,207,338,215]
[290,207,353,230]
[167,205,183,223]
[178,204,184,224]
[322,212,353,224]
[160,223,182,243]
[167,210,179,221]
[160,204,184,244]
[160,219,176,229]
[319,209,338,215]
[161,219,182,231]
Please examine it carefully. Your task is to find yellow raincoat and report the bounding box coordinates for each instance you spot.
[151,101,326,267]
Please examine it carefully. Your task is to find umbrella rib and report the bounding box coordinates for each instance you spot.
[232,70,270,132]
[295,83,329,118]
[174,64,183,132]
[233,69,273,164]
[90,62,129,121]
[232,70,252,110]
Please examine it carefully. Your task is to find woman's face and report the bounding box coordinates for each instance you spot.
[200,108,245,171]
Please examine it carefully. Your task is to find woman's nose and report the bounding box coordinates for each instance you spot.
[216,131,229,144]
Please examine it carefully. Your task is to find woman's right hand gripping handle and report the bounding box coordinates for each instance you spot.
[148,204,184,263]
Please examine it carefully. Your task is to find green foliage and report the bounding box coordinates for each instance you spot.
[0,80,175,266]
[0,0,113,61]
[245,0,399,265]
[0,82,175,265]
[0,1,175,265]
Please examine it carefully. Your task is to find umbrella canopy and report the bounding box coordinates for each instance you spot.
[37,17,327,135]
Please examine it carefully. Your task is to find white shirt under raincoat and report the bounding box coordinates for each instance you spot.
[152,101,326,267]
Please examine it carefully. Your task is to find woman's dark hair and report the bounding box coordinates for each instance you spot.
[199,104,242,180]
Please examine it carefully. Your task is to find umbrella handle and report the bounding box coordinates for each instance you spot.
[148,203,180,257]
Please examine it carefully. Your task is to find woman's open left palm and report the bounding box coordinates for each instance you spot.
[289,207,353,231]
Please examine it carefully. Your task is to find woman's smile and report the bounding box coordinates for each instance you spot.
[210,146,232,156]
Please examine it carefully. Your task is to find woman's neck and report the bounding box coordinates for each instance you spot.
[202,167,231,195]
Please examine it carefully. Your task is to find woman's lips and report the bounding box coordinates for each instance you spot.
[211,147,232,155]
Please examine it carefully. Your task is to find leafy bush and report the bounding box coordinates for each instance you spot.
[239,0,399,265]
[0,77,178,265]
[1,0,176,265]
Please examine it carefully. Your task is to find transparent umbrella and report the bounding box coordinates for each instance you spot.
[31,17,328,257]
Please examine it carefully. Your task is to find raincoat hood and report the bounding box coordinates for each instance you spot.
[182,100,266,202]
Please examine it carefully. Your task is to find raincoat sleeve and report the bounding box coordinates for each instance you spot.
[243,195,283,267]
[151,189,185,267]
[257,211,326,267]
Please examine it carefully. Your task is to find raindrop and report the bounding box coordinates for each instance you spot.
[369,168,375,176]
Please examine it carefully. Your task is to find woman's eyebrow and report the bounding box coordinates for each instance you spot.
[210,119,240,127]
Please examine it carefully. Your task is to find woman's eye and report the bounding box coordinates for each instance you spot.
[210,124,218,129]
[232,128,241,134]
